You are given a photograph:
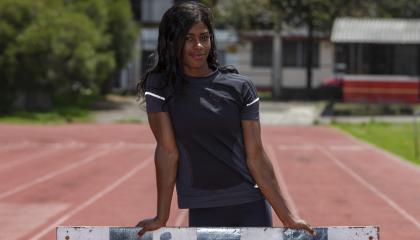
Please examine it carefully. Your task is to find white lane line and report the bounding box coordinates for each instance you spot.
[174,209,188,226]
[0,142,154,152]
[30,155,154,240]
[318,146,420,230]
[277,144,315,151]
[266,145,300,218]
[0,142,85,172]
[0,144,121,200]
[327,145,366,151]
[329,127,420,174]
[0,141,34,153]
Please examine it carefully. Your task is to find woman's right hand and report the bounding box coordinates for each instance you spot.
[283,217,315,236]
[136,216,167,238]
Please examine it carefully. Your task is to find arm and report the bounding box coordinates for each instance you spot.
[242,120,314,235]
[137,112,179,237]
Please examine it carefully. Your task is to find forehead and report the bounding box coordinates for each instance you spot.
[186,22,209,34]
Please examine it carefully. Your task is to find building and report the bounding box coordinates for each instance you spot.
[236,27,333,94]
[121,0,335,99]
[330,18,420,103]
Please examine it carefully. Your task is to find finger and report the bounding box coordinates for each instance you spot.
[136,221,145,228]
[305,226,316,236]
[137,227,147,238]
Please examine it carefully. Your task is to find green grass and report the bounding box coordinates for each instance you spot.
[0,94,100,124]
[325,102,415,116]
[333,122,420,165]
[0,107,93,124]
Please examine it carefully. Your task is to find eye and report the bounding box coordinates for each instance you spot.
[185,36,193,42]
[200,34,210,42]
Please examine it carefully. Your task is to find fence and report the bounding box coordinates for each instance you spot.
[57,226,379,240]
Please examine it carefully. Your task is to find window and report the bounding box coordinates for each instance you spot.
[283,40,319,68]
[251,38,319,68]
[252,39,272,67]
[337,43,420,75]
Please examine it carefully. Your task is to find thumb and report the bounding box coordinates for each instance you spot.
[302,224,315,236]
[137,227,147,238]
[136,220,146,228]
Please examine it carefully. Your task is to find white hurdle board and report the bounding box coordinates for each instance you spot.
[57,226,379,240]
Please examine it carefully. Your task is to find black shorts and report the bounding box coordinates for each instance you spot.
[188,199,273,227]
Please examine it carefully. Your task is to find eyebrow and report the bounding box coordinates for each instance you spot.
[186,32,210,36]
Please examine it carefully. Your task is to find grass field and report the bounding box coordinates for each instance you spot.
[333,122,420,165]
[0,107,93,124]
[0,94,100,124]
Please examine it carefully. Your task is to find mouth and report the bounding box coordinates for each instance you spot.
[190,53,206,61]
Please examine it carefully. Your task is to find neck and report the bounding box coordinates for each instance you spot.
[183,65,212,77]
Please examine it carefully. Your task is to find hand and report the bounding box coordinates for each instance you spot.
[136,216,166,238]
[283,218,315,236]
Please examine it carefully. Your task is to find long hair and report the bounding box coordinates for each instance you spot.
[137,1,236,103]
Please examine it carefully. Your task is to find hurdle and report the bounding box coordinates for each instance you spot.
[57,226,379,240]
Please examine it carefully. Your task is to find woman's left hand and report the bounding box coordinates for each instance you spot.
[136,216,166,238]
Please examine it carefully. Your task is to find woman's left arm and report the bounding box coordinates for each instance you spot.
[242,120,315,235]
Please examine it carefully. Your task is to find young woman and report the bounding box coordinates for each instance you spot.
[136,1,314,237]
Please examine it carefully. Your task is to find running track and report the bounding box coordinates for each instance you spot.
[0,124,419,240]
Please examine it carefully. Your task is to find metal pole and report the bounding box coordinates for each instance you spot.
[413,109,419,160]
[271,11,282,99]
[272,31,282,99]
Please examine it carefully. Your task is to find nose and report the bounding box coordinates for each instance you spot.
[192,39,204,49]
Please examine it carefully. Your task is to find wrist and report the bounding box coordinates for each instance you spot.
[281,214,298,225]
[155,215,168,224]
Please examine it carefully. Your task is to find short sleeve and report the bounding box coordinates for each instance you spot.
[145,73,169,113]
[240,79,260,120]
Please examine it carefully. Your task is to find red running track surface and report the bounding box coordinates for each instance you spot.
[0,124,419,240]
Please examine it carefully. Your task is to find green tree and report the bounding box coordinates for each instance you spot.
[10,8,115,110]
[0,0,45,112]
[66,0,138,94]
[214,0,274,30]
[364,0,420,18]
[103,0,138,93]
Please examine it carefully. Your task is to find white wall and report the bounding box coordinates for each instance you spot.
[235,39,334,89]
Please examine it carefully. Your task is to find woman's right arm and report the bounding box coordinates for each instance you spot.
[136,112,179,237]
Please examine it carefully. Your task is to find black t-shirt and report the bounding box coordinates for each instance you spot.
[145,69,263,209]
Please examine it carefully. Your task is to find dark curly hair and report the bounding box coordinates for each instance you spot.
[137,1,237,104]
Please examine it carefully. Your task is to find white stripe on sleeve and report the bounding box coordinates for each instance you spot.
[145,91,165,101]
[246,97,259,107]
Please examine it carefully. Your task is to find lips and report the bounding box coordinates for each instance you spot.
[190,53,206,61]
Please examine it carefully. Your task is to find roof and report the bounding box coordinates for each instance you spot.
[331,18,420,44]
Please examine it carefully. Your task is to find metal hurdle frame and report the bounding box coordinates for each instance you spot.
[57,226,379,240]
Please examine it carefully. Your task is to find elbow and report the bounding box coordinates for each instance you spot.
[246,147,276,179]
[156,144,179,163]
[246,146,264,169]
[246,143,264,160]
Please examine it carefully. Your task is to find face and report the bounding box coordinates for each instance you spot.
[181,22,211,76]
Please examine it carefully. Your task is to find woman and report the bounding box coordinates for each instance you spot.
[136,1,314,237]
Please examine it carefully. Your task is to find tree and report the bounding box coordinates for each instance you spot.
[9,7,115,109]
[66,0,138,94]
[0,0,46,112]
[214,0,274,30]
[0,0,137,112]
[103,0,138,93]
[364,0,420,18]
[271,0,359,92]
